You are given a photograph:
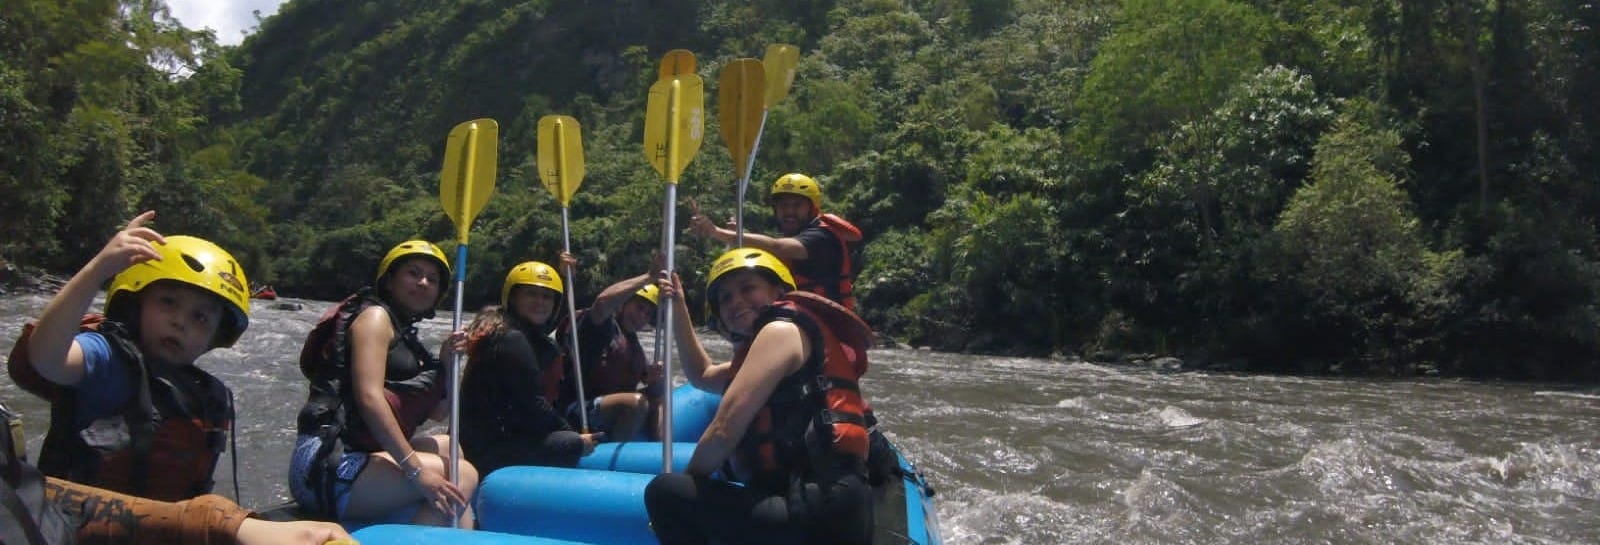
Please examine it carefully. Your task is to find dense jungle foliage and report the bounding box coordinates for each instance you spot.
[3,0,1597,380]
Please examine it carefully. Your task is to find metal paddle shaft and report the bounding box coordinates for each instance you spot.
[735,111,769,247]
[536,115,589,433]
[447,244,467,518]
[655,184,678,471]
[735,45,799,246]
[645,50,704,472]
[560,207,589,433]
[438,118,497,527]
[719,59,765,248]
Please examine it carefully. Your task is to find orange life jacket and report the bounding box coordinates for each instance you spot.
[789,213,862,312]
[728,292,873,493]
[7,316,232,502]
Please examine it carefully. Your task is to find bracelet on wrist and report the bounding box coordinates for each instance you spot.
[405,465,423,481]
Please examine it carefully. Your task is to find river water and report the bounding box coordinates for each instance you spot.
[3,292,1599,544]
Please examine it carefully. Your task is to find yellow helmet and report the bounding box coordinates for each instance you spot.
[501,261,564,306]
[705,248,796,322]
[106,236,251,348]
[376,240,451,307]
[634,284,661,306]
[377,240,451,283]
[769,173,822,212]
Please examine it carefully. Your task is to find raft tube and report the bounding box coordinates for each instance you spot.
[476,466,656,544]
[351,525,590,544]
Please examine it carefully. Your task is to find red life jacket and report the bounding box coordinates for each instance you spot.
[728,292,874,493]
[789,213,862,312]
[543,352,568,408]
[567,310,647,404]
[7,316,232,502]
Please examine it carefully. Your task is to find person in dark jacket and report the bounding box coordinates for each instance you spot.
[460,257,602,476]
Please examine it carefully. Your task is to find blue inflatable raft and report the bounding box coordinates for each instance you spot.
[350,385,941,544]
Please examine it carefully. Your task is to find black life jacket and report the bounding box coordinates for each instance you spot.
[0,402,74,545]
[296,290,443,448]
[728,292,874,493]
[7,317,232,503]
[294,290,442,516]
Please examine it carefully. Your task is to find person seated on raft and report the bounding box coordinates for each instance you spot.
[645,248,877,545]
[561,256,668,441]
[460,255,603,476]
[288,240,477,527]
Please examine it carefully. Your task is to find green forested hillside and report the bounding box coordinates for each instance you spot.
[3,0,1597,379]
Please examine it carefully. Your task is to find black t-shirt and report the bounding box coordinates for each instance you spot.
[789,221,844,291]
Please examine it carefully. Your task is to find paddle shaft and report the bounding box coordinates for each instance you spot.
[560,207,590,433]
[734,110,771,247]
[448,244,467,525]
[654,184,678,473]
[442,119,493,529]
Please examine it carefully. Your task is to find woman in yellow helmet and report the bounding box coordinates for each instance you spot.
[459,253,603,475]
[646,248,876,545]
[287,239,477,527]
[8,211,249,502]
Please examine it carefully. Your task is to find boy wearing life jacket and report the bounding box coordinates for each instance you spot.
[688,173,863,311]
[6,211,248,503]
[562,262,667,441]
[646,248,875,545]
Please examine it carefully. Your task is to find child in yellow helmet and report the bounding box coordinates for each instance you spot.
[562,255,669,441]
[7,211,248,502]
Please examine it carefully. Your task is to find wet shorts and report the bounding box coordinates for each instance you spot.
[288,433,369,519]
[565,397,607,433]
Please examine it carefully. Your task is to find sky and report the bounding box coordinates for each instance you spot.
[166,0,288,46]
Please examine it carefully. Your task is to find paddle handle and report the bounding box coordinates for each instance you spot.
[655,185,679,472]
[560,207,590,433]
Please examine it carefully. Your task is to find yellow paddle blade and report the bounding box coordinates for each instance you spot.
[644,53,705,183]
[658,49,697,81]
[762,44,800,107]
[439,118,498,244]
[718,59,765,177]
[536,115,585,207]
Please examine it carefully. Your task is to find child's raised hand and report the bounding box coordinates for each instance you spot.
[92,211,166,280]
